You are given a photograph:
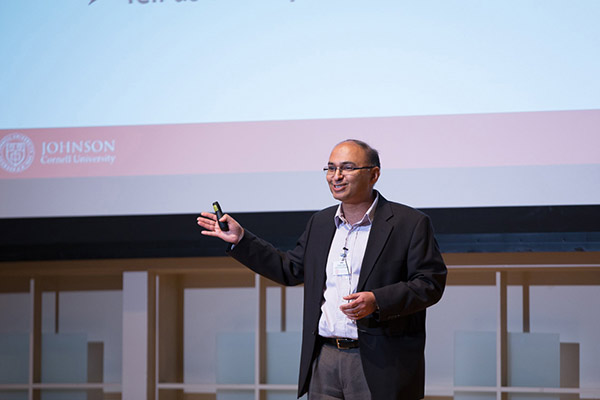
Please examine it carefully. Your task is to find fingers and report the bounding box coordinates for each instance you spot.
[339,291,377,320]
[197,212,244,245]
[340,298,362,320]
[200,211,217,220]
[197,213,217,231]
[342,293,360,301]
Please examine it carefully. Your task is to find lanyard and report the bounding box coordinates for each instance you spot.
[334,224,360,294]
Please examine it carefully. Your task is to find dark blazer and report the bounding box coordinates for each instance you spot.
[228,194,447,399]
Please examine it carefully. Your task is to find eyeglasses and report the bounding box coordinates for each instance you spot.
[323,165,375,175]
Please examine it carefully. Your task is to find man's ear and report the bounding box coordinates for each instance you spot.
[370,166,380,185]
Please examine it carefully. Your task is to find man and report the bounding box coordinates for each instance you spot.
[197,139,447,399]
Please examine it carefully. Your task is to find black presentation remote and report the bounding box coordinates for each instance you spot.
[212,201,229,231]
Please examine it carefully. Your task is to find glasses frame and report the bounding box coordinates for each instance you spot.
[323,165,376,175]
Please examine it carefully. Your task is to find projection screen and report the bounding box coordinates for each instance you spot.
[1,1,599,218]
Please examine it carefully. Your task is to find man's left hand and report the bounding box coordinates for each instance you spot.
[340,291,378,320]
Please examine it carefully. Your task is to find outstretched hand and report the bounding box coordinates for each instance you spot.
[197,212,244,245]
[339,291,378,320]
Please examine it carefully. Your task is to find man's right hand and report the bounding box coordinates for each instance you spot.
[197,212,244,245]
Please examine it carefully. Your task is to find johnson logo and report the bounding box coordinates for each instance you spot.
[41,139,117,165]
[0,133,35,173]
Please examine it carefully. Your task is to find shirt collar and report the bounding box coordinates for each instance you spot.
[334,191,379,228]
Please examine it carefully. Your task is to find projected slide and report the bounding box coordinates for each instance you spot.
[1,1,599,217]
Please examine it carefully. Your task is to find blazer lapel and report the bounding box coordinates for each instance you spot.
[357,196,394,291]
[312,207,337,289]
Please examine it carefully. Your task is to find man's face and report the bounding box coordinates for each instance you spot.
[326,141,380,205]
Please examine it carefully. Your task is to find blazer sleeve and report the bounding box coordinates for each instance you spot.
[226,215,315,287]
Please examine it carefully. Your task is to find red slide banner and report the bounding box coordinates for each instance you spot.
[1,110,598,180]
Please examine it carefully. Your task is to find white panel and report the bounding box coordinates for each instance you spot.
[266,332,301,385]
[454,331,496,387]
[122,272,148,400]
[41,333,87,383]
[0,333,29,384]
[216,332,254,385]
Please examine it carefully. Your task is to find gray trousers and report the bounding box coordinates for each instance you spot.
[308,342,372,400]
